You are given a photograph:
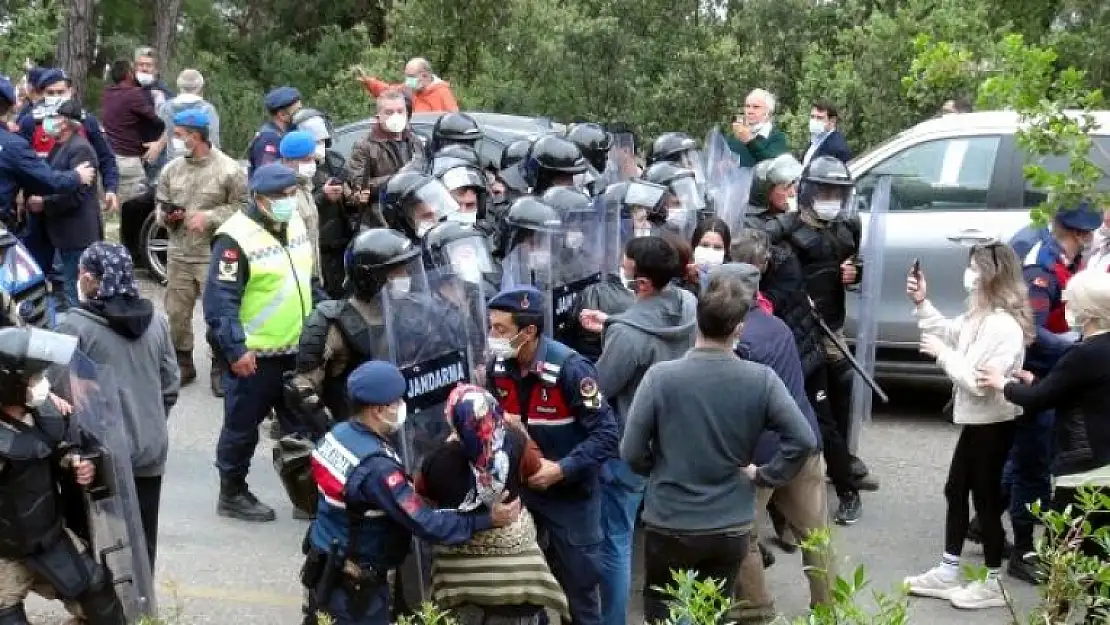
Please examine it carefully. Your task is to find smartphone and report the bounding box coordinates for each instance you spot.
[732,114,744,124]
[911,258,922,279]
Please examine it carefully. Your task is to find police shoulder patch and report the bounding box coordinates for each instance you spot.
[1032,276,1050,288]
[222,247,239,262]
[385,471,405,489]
[264,143,277,154]
[579,377,598,398]
[217,255,239,282]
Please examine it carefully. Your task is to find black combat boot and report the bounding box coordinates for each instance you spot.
[177,351,196,385]
[218,477,276,522]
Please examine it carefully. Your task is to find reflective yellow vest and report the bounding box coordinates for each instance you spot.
[216,210,314,355]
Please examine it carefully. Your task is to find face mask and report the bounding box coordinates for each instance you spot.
[268,197,297,223]
[416,221,436,237]
[382,400,408,434]
[488,333,521,359]
[298,162,317,179]
[404,76,421,90]
[812,200,841,220]
[1064,306,1078,329]
[172,137,187,153]
[135,72,155,86]
[43,95,66,108]
[694,246,725,267]
[619,268,638,292]
[808,119,827,137]
[389,276,412,294]
[565,231,585,250]
[383,113,408,134]
[42,118,64,137]
[26,377,50,408]
[786,196,798,212]
[448,211,477,225]
[314,144,326,161]
[963,267,980,293]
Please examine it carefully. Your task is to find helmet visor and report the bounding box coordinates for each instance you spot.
[676,150,707,187]
[440,166,486,193]
[444,236,494,284]
[624,180,667,211]
[670,176,706,213]
[413,179,462,222]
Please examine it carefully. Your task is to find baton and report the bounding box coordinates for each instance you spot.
[807,298,889,404]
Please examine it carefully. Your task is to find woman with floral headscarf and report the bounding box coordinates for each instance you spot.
[415,384,568,624]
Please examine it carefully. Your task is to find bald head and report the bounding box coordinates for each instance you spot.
[403,57,433,91]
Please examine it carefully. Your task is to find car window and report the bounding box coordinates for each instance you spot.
[857,136,1002,211]
[332,125,369,161]
[1023,136,1110,206]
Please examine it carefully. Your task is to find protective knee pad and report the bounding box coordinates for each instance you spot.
[76,557,126,625]
[0,604,30,625]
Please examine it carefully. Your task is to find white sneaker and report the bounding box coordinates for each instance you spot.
[904,566,962,600]
[950,578,1007,610]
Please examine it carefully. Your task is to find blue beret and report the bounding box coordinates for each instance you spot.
[249,163,299,195]
[279,130,316,159]
[264,86,301,112]
[488,286,545,315]
[34,68,67,91]
[1055,201,1102,232]
[347,360,407,406]
[173,108,210,129]
[0,76,15,106]
[26,68,46,89]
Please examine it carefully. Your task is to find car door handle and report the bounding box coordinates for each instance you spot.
[947,229,994,243]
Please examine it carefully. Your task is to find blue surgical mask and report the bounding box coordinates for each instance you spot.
[268,196,297,223]
[43,117,64,137]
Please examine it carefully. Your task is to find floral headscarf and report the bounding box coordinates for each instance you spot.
[78,242,139,300]
[445,384,510,511]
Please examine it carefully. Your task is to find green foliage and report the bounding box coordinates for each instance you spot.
[393,602,461,625]
[0,0,60,79]
[652,568,736,625]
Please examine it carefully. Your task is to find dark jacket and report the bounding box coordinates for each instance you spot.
[19,112,120,194]
[0,128,81,219]
[57,297,181,477]
[565,276,636,362]
[724,124,790,167]
[100,82,165,157]
[803,130,852,165]
[1003,332,1110,478]
[761,245,826,376]
[736,308,822,465]
[42,134,101,249]
[346,121,421,219]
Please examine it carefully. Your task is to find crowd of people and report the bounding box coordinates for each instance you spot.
[0,50,1109,625]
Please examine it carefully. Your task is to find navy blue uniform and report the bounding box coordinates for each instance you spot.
[202,206,309,480]
[487,336,618,625]
[307,420,490,624]
[18,112,120,193]
[0,127,81,225]
[246,121,285,179]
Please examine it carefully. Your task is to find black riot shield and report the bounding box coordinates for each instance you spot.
[500,230,559,337]
[59,352,157,621]
[553,206,603,342]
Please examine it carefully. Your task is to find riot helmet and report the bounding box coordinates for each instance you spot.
[431,112,481,152]
[798,156,854,221]
[497,139,534,195]
[432,144,481,169]
[381,172,462,241]
[0,327,77,407]
[648,132,706,187]
[292,108,333,149]
[435,161,489,223]
[347,228,422,301]
[567,123,612,173]
[503,197,563,255]
[751,153,803,212]
[520,136,587,196]
[425,221,495,285]
[643,162,704,240]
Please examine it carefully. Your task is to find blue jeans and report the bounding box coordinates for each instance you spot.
[1003,409,1055,553]
[598,458,645,625]
[58,247,86,309]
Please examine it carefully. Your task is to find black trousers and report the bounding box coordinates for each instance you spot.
[134,475,163,572]
[944,421,1015,568]
[806,366,856,496]
[642,527,749,623]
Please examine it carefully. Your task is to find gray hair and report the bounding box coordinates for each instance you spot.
[177,69,204,94]
[134,46,156,62]
[1064,270,1110,331]
[730,229,773,270]
[408,57,432,74]
[748,88,776,115]
[697,269,754,339]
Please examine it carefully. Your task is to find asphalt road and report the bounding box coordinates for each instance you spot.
[26,280,1040,624]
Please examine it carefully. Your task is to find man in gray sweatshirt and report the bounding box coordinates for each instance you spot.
[590,235,696,625]
[621,263,817,623]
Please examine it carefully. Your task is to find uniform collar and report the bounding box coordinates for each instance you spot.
[504,336,551,378]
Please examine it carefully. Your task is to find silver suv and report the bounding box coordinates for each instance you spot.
[844,111,1110,382]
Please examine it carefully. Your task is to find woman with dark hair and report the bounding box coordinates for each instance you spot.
[691,217,732,270]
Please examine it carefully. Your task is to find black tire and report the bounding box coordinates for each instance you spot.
[138,210,169,283]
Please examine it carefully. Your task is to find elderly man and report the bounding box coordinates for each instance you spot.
[100,59,166,202]
[160,69,221,160]
[346,89,422,226]
[726,88,789,167]
[358,57,459,113]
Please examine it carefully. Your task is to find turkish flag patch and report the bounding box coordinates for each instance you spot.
[386,471,405,489]
[222,248,239,262]
[1032,276,1049,288]
[264,144,277,153]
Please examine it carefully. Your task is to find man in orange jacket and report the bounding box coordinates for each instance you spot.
[358,57,459,113]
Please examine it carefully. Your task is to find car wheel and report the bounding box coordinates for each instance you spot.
[139,211,168,283]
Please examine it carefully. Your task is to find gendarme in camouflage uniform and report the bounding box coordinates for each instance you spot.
[156,139,247,392]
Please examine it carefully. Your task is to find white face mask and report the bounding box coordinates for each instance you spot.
[298,162,316,179]
[135,72,155,86]
[786,196,798,212]
[963,267,980,293]
[171,138,187,153]
[383,113,408,134]
[619,267,638,292]
[1064,306,1079,329]
[488,334,520,359]
[416,221,436,237]
[26,377,51,408]
[694,246,725,267]
[812,200,841,220]
[633,227,653,238]
[382,400,407,434]
[448,211,477,225]
[44,95,67,108]
[808,119,827,137]
[314,144,326,161]
[389,277,412,294]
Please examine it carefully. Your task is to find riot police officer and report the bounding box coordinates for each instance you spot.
[380,172,462,243]
[302,360,520,625]
[542,186,604,343]
[761,155,871,525]
[497,138,533,198]
[431,154,489,230]
[0,327,127,625]
[647,131,707,188]
[746,153,803,230]
[519,135,588,196]
[642,161,708,240]
[567,123,612,196]
[429,112,481,154]
[485,287,619,625]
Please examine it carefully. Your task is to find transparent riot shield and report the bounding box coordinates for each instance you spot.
[704,127,753,232]
[602,132,639,186]
[600,194,623,276]
[500,230,558,336]
[382,255,470,606]
[553,207,604,341]
[847,175,891,453]
[664,174,706,242]
[431,233,495,385]
[704,126,733,185]
[60,352,157,621]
